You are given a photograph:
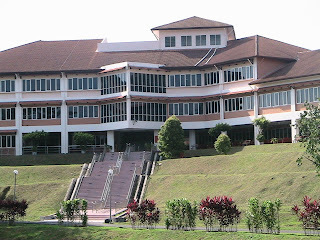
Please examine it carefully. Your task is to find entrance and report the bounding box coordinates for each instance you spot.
[115,131,154,152]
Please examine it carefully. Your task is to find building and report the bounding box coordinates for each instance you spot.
[1,16,319,155]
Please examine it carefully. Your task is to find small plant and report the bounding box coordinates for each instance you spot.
[73,132,94,153]
[57,199,88,226]
[270,138,278,144]
[0,199,28,225]
[256,133,265,143]
[209,123,232,138]
[23,130,48,154]
[214,133,231,154]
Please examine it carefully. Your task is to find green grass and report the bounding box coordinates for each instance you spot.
[146,143,320,230]
[0,153,93,166]
[0,165,82,220]
[0,224,318,240]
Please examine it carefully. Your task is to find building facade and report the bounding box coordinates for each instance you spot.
[1,16,319,155]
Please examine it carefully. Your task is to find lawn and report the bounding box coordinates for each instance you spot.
[0,224,318,240]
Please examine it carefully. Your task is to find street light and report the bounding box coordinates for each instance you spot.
[13,170,18,201]
[108,169,113,224]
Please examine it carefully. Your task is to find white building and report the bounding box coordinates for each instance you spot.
[0,16,319,155]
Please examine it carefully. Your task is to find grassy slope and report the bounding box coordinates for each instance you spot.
[145,143,320,229]
[0,165,82,220]
[0,224,317,240]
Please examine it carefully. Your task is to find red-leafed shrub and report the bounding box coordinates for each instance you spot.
[199,196,241,232]
[127,199,160,229]
[0,199,28,225]
[292,196,320,234]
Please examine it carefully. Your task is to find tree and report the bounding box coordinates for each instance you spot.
[158,115,185,159]
[208,123,232,138]
[214,133,231,154]
[253,116,270,143]
[73,132,94,153]
[22,130,48,153]
[296,102,320,172]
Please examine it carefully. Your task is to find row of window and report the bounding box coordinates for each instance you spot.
[205,100,221,114]
[204,71,219,85]
[0,80,15,92]
[68,78,99,91]
[169,102,204,116]
[23,79,60,92]
[224,96,254,112]
[131,102,167,122]
[0,135,15,148]
[168,74,202,87]
[101,74,126,95]
[165,34,221,48]
[224,66,253,82]
[68,105,99,119]
[259,90,291,108]
[0,108,15,121]
[101,102,127,123]
[296,86,320,104]
[130,73,166,93]
[23,107,61,120]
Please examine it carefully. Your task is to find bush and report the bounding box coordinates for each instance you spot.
[165,198,198,230]
[199,196,241,232]
[292,196,320,234]
[127,199,160,229]
[256,133,265,143]
[208,123,232,138]
[158,115,185,159]
[56,199,88,226]
[253,116,270,143]
[23,130,48,152]
[214,133,231,154]
[0,199,28,225]
[73,132,94,151]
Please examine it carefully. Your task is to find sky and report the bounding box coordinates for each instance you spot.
[1,0,320,52]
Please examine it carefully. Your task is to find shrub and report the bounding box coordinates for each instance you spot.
[270,138,278,144]
[214,133,231,154]
[127,199,160,229]
[256,133,265,143]
[292,196,320,234]
[208,123,232,138]
[165,198,198,230]
[73,132,94,151]
[253,116,270,143]
[57,199,88,226]
[23,130,48,152]
[0,199,28,225]
[158,115,185,159]
[199,196,241,232]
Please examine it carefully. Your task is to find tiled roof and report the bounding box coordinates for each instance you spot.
[251,50,320,84]
[151,16,233,30]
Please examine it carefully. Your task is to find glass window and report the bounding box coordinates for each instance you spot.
[196,35,206,46]
[165,36,175,47]
[181,36,192,46]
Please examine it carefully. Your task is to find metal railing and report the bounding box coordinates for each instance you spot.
[22,146,61,155]
[100,168,114,208]
[126,165,137,203]
[86,153,98,177]
[68,145,104,153]
[70,175,84,200]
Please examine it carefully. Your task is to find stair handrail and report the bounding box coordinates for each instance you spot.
[70,175,84,200]
[114,152,124,174]
[100,168,114,208]
[126,165,137,203]
[86,153,98,177]
[123,143,131,161]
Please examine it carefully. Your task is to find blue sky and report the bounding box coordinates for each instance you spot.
[1,0,319,51]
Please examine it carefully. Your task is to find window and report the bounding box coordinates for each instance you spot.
[224,96,254,112]
[259,90,291,108]
[101,102,127,123]
[0,108,15,120]
[204,71,219,85]
[205,100,220,114]
[131,102,166,122]
[181,36,192,46]
[0,135,15,148]
[68,77,98,91]
[196,35,206,46]
[22,106,61,120]
[68,105,99,119]
[101,73,127,95]
[130,73,166,93]
[0,80,15,92]
[165,36,175,47]
[168,102,204,116]
[168,74,201,87]
[210,34,221,45]
[224,66,253,82]
[296,86,320,104]
[22,79,60,92]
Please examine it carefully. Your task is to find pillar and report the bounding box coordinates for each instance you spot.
[189,130,196,150]
[254,125,260,145]
[60,72,68,153]
[219,97,224,120]
[15,103,22,155]
[291,118,298,143]
[290,87,296,112]
[254,91,259,118]
[107,131,115,152]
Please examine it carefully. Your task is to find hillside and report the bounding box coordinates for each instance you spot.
[145,143,320,229]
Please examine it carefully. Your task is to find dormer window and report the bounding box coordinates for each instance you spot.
[165,36,175,47]
[196,35,206,46]
[181,36,192,47]
[210,34,221,45]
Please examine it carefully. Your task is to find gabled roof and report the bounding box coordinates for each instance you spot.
[151,16,233,30]
[250,50,320,85]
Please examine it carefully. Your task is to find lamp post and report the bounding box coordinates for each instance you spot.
[108,168,113,223]
[13,170,18,201]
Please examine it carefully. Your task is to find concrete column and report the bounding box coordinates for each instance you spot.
[15,103,22,155]
[60,72,68,153]
[290,87,296,112]
[219,97,224,120]
[254,125,260,145]
[291,118,298,143]
[254,91,259,118]
[107,131,115,152]
[127,97,131,126]
[189,130,196,150]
